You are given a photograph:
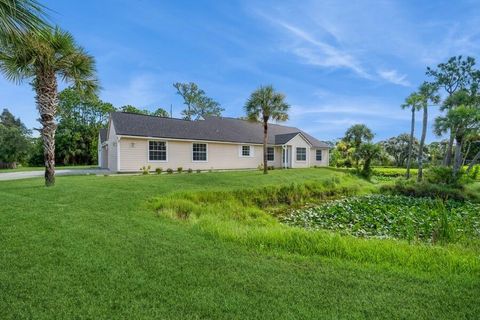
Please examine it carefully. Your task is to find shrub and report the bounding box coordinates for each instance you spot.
[166,168,173,174]
[196,169,201,173]
[268,166,275,170]
[380,180,477,202]
[425,166,461,185]
[187,168,193,173]
[466,165,479,181]
[140,165,151,175]
[155,168,163,175]
[177,167,183,173]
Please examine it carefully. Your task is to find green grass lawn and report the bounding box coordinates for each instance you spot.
[0,168,478,319]
[0,165,97,173]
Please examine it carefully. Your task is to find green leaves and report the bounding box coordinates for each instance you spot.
[173,82,223,120]
[0,0,50,41]
[283,195,480,244]
[244,85,290,123]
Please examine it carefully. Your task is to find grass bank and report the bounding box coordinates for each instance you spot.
[153,179,479,275]
[0,168,479,319]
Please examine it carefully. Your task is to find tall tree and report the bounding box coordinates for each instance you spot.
[416,83,440,182]
[0,108,31,167]
[357,142,381,178]
[245,85,289,174]
[0,27,98,186]
[56,87,114,165]
[119,105,170,117]
[0,0,48,40]
[435,99,480,177]
[173,82,223,120]
[426,56,480,166]
[152,107,170,117]
[401,91,423,178]
[343,124,374,169]
[119,105,150,115]
[379,133,420,168]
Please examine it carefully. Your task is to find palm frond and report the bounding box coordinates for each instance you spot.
[0,0,50,39]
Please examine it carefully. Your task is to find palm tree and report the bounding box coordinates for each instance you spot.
[415,83,440,182]
[245,85,289,174]
[435,105,480,177]
[401,92,422,179]
[0,27,98,186]
[343,124,374,170]
[0,0,48,40]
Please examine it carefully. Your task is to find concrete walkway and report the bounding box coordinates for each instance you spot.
[0,169,111,181]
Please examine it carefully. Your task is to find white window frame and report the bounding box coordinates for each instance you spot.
[296,147,307,162]
[267,147,275,161]
[316,149,323,161]
[240,145,254,157]
[148,140,168,162]
[192,142,208,162]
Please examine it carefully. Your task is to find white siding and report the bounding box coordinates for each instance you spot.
[107,121,118,172]
[310,148,329,167]
[118,138,274,172]
[286,134,311,168]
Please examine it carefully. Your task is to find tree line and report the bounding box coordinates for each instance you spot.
[331,55,480,181]
[0,80,227,168]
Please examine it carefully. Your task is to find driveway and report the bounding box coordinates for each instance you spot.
[0,169,111,181]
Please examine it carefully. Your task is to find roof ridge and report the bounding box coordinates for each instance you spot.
[112,111,195,122]
[205,115,299,129]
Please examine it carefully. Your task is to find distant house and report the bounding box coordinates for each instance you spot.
[98,112,329,172]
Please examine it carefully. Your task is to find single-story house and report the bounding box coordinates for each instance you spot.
[98,112,330,172]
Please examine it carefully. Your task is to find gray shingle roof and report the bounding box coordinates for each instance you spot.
[274,132,302,145]
[110,112,329,148]
[99,128,108,143]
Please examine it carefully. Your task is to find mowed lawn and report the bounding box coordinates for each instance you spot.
[0,169,478,319]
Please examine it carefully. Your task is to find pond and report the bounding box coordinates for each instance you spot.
[281,195,480,244]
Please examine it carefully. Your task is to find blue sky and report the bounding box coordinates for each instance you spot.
[1,0,480,142]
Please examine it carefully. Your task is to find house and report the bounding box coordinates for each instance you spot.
[98,112,330,172]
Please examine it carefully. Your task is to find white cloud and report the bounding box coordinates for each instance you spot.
[377,69,411,87]
[264,17,372,79]
[101,74,167,108]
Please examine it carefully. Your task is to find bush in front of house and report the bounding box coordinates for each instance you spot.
[187,168,193,173]
[155,168,163,175]
[140,165,151,175]
[167,168,173,174]
[196,169,201,173]
[177,167,183,173]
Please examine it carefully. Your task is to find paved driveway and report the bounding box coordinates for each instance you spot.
[0,169,111,181]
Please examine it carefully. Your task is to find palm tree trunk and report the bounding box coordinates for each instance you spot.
[35,70,58,187]
[462,141,471,166]
[406,107,415,179]
[466,150,480,174]
[263,121,268,174]
[417,106,427,182]
[453,137,463,177]
[443,130,454,166]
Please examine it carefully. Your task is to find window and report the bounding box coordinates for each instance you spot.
[316,149,322,161]
[149,141,166,161]
[192,143,207,161]
[267,147,275,161]
[241,145,251,157]
[296,147,306,161]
